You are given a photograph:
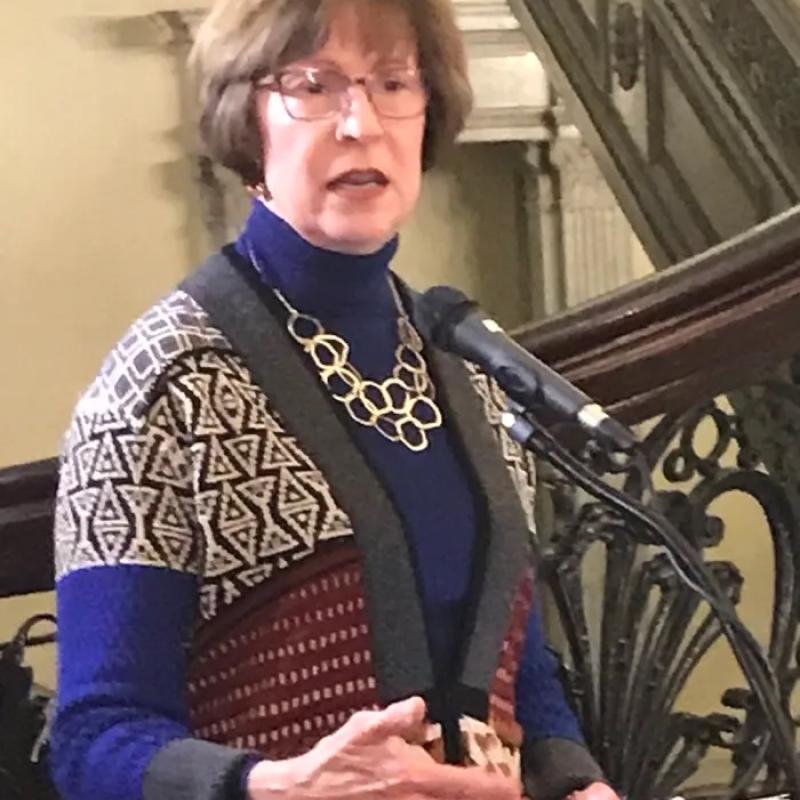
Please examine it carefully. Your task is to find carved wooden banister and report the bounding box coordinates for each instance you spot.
[2,203,800,600]
[517,203,800,423]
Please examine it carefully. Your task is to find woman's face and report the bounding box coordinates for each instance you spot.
[255,2,426,255]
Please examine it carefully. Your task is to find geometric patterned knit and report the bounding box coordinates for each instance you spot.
[55,288,534,624]
[50,202,589,800]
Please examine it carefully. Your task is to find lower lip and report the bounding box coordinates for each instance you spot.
[329,182,389,200]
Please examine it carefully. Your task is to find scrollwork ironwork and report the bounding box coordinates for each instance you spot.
[612,3,641,91]
[540,388,800,798]
[696,0,800,167]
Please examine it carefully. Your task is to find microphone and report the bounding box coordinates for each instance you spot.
[416,286,637,452]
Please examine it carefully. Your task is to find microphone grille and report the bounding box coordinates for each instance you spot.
[416,285,473,347]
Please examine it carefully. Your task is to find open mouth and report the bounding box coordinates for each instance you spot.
[328,169,390,189]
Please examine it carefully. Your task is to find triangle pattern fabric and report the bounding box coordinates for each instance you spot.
[117,433,158,485]
[213,370,247,432]
[262,431,301,470]
[199,437,242,485]
[92,433,129,482]
[223,434,262,478]
[150,436,192,489]
[153,485,193,534]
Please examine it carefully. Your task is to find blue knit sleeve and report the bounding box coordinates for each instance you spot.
[514,601,585,743]
[50,566,199,800]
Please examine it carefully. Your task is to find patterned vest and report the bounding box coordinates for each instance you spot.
[56,248,540,772]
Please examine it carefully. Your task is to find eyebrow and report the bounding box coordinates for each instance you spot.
[290,56,417,72]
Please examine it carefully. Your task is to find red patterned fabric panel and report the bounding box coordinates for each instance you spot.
[187,557,381,758]
[188,554,535,758]
[489,567,535,746]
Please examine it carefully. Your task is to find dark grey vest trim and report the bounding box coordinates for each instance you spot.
[180,250,434,703]
[408,298,532,697]
[523,737,606,800]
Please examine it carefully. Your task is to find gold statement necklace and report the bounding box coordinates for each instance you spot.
[248,247,443,452]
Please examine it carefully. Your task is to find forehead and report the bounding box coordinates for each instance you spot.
[311,0,418,64]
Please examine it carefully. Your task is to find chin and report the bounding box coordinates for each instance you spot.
[320,217,397,255]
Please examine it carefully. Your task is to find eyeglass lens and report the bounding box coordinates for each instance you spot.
[278,68,426,120]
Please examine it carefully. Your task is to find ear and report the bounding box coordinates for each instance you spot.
[246,181,272,200]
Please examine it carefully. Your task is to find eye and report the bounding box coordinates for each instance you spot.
[380,73,410,92]
[281,71,337,96]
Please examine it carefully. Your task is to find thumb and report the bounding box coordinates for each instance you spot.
[358,696,428,743]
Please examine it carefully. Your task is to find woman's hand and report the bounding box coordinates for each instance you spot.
[566,781,621,800]
[247,696,522,799]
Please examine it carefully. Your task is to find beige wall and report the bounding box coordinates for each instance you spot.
[397,142,532,329]
[2,1,203,689]
[2,3,529,688]
[1,4,199,468]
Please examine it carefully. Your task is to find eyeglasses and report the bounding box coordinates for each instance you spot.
[256,66,427,121]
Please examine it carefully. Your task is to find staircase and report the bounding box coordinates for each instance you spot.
[507,0,800,266]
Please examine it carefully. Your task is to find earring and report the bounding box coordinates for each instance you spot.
[248,181,270,198]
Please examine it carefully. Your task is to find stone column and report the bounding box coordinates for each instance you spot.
[550,128,644,307]
[524,140,567,318]
[524,126,650,315]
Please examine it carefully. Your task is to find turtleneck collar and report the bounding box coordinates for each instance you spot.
[236,199,400,319]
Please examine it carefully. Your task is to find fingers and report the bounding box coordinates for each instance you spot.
[343,696,428,744]
[566,781,621,800]
[416,762,522,800]
[327,702,523,799]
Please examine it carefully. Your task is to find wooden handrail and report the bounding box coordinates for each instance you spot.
[2,203,800,597]
[518,204,800,422]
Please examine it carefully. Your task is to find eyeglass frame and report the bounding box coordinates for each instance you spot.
[254,65,429,121]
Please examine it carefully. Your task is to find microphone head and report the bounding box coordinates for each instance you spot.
[416,285,476,349]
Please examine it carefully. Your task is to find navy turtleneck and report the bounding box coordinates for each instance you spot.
[237,200,399,316]
[237,199,479,681]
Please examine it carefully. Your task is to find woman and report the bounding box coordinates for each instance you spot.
[51,1,619,799]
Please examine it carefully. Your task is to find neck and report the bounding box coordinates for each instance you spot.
[237,200,399,318]
[263,200,386,256]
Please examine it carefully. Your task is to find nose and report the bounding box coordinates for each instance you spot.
[336,86,383,141]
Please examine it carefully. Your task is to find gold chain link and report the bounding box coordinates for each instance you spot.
[251,251,443,451]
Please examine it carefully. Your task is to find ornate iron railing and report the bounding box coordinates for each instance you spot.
[520,204,800,797]
[538,392,800,798]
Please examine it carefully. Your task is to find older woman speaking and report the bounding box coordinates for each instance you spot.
[50,1,619,799]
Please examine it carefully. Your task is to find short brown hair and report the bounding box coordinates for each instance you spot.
[189,0,473,186]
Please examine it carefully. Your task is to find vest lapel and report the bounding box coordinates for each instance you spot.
[408,290,533,703]
[180,248,435,704]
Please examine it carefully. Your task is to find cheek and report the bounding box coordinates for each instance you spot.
[261,112,296,176]
[256,95,276,168]
[399,164,422,207]
[405,118,426,166]
[260,100,328,198]
[396,122,426,199]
